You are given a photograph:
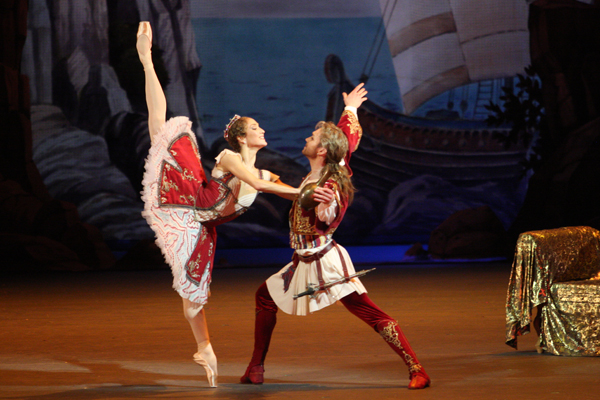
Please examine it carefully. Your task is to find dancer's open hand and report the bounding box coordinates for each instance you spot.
[343,83,368,109]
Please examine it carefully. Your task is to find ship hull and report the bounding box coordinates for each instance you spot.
[325,54,528,192]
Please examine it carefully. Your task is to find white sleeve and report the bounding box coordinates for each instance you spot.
[214,149,241,166]
[344,105,357,116]
[316,198,337,225]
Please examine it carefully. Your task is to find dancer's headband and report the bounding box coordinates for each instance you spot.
[224,115,241,139]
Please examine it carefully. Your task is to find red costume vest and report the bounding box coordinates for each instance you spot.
[289,109,362,249]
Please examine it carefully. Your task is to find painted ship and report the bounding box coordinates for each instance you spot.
[324,0,532,192]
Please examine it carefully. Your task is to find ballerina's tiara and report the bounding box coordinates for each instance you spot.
[224,114,241,139]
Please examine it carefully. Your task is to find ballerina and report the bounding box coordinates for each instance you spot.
[136,21,300,387]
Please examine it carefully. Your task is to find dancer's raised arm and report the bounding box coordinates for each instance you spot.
[137,22,166,144]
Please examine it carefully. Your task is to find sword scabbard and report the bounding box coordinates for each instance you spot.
[293,268,376,300]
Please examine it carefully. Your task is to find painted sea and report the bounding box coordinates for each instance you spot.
[193,17,402,165]
[192,17,506,159]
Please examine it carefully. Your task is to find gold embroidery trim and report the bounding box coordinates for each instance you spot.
[179,194,195,205]
[290,200,317,235]
[341,110,363,149]
[182,168,199,182]
[380,321,422,374]
[161,176,180,193]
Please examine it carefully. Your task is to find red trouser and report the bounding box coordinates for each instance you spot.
[249,282,426,377]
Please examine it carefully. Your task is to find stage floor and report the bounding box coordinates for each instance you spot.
[1,262,599,399]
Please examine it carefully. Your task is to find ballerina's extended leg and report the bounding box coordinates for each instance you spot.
[136,21,166,143]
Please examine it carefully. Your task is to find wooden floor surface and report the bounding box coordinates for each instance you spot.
[1,262,599,399]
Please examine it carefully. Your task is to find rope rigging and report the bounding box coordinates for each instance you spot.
[360,0,398,83]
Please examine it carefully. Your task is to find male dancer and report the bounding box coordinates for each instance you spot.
[240,83,431,390]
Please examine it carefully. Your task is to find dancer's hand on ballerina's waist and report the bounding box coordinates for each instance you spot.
[314,187,337,224]
[313,187,335,204]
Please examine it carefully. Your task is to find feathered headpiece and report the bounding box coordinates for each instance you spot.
[224,114,241,139]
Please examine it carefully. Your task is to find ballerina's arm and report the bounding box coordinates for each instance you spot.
[264,172,334,202]
[264,171,299,200]
[218,153,299,199]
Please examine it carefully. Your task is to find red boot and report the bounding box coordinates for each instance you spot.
[409,370,431,389]
[240,364,265,384]
[240,283,278,384]
[377,320,430,389]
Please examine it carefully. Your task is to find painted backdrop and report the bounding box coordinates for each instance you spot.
[22,0,533,263]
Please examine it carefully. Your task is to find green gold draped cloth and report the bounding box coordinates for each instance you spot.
[505,226,600,356]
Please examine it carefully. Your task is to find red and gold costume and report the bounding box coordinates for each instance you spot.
[267,109,366,315]
[141,116,268,306]
[242,108,431,389]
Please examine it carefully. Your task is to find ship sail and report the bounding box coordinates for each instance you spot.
[378,0,531,115]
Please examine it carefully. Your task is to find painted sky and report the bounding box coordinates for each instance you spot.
[189,0,382,18]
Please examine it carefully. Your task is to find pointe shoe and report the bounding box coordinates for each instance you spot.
[137,21,152,44]
[136,22,153,64]
[240,364,264,384]
[408,372,431,390]
[193,342,218,387]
